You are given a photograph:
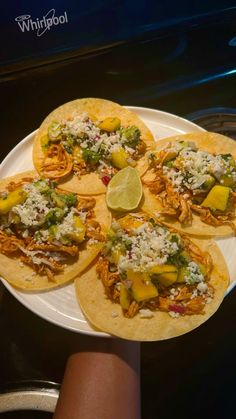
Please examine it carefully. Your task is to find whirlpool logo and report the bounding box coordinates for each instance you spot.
[15,9,68,37]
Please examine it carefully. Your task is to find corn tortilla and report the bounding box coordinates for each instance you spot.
[33,98,155,194]
[0,171,111,291]
[75,238,229,341]
[142,132,236,237]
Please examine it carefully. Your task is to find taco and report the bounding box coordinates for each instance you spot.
[142,132,236,237]
[75,212,229,341]
[33,98,155,195]
[0,171,111,290]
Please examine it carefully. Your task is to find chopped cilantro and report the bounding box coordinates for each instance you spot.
[220,153,233,161]
[59,193,77,207]
[33,179,51,194]
[149,152,156,161]
[82,149,101,165]
[63,143,73,154]
[119,126,141,147]
[45,208,65,225]
[170,234,179,243]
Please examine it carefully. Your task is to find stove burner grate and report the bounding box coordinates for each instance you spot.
[186,107,236,140]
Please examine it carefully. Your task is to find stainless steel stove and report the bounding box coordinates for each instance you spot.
[1,4,236,418]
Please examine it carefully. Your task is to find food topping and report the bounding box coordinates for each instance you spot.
[97,214,212,318]
[41,113,146,179]
[106,166,143,211]
[0,177,104,280]
[145,141,236,232]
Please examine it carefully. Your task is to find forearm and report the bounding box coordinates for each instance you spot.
[53,339,141,419]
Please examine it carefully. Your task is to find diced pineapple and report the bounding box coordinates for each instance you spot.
[158,271,178,286]
[118,215,143,232]
[179,140,196,149]
[0,189,27,214]
[99,117,121,132]
[201,185,230,211]
[67,215,86,243]
[10,212,21,224]
[179,141,188,147]
[149,264,177,275]
[198,262,207,276]
[120,284,131,310]
[107,228,117,241]
[162,150,177,163]
[112,246,123,264]
[179,251,191,264]
[177,266,188,283]
[73,145,83,162]
[149,264,178,286]
[111,148,129,169]
[127,270,158,302]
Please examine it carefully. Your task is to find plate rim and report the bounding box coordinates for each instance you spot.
[1,105,231,335]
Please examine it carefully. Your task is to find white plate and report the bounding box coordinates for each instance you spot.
[0,107,236,335]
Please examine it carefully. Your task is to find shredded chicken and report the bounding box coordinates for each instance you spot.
[96,258,109,287]
[191,204,222,226]
[185,297,205,314]
[179,198,192,224]
[160,206,179,217]
[77,197,96,211]
[158,296,173,312]
[26,242,78,257]
[87,219,105,242]
[0,177,105,282]
[125,300,140,318]
[41,144,73,178]
[191,204,236,234]
[143,175,165,195]
[165,182,181,209]
[96,218,213,318]
[0,230,23,254]
[134,139,146,157]
[107,273,120,287]
[20,254,64,282]
[73,159,88,175]
[182,235,212,277]
[7,178,34,192]
[175,286,192,301]
[143,156,236,234]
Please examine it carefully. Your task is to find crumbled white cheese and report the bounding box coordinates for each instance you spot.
[88,238,98,245]
[139,309,154,318]
[19,247,56,268]
[161,143,236,192]
[61,112,139,161]
[13,183,50,226]
[184,261,204,285]
[117,222,179,273]
[197,282,208,294]
[55,208,84,241]
[169,311,180,318]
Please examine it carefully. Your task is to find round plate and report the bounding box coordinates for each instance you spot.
[0,107,235,335]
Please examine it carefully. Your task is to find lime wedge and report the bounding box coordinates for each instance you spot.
[106,166,143,211]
